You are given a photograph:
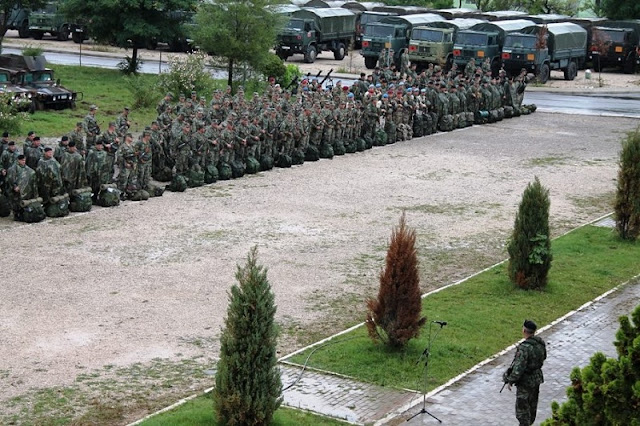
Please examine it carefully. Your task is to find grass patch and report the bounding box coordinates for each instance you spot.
[139,393,348,426]
[26,65,160,137]
[286,225,640,391]
[525,155,569,167]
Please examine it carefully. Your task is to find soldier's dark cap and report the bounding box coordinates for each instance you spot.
[151,120,158,125]
[191,91,197,95]
[44,147,52,152]
[89,104,98,110]
[34,136,41,141]
[142,131,151,136]
[144,126,151,130]
[68,141,76,147]
[61,136,69,141]
[523,320,537,332]
[124,106,130,111]
[179,93,185,98]
[109,121,116,127]
[2,131,8,137]
[76,121,83,126]
[126,133,133,138]
[8,141,15,146]
[95,140,103,145]
[360,72,366,77]
[28,130,35,136]
[18,154,25,160]
[166,92,174,98]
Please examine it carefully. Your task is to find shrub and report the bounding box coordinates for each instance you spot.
[125,75,157,109]
[614,128,640,241]
[542,304,640,426]
[158,51,216,98]
[117,55,142,75]
[366,213,426,348]
[507,177,552,290]
[22,45,44,57]
[0,93,30,134]
[214,247,282,425]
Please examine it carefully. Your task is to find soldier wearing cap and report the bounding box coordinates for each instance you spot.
[68,122,85,157]
[157,92,173,115]
[60,141,87,194]
[503,320,547,426]
[25,136,44,170]
[36,146,64,208]
[0,131,9,156]
[54,135,70,163]
[85,139,109,202]
[83,105,100,150]
[6,154,38,218]
[99,122,120,178]
[117,133,137,197]
[135,131,153,190]
[116,107,131,138]
[0,141,20,188]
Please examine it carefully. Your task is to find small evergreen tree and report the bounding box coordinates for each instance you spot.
[214,247,282,425]
[507,177,552,290]
[542,304,640,426]
[366,213,426,348]
[614,128,640,241]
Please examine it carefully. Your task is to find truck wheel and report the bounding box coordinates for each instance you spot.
[57,26,69,41]
[364,56,377,69]
[304,45,317,63]
[32,31,44,40]
[537,63,550,84]
[18,21,30,38]
[334,43,346,60]
[276,49,288,61]
[564,61,577,80]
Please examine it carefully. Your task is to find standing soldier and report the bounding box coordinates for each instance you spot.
[1,141,20,177]
[23,130,36,152]
[190,122,207,169]
[156,92,173,115]
[503,320,546,426]
[99,122,120,181]
[85,140,110,202]
[60,141,87,194]
[149,121,169,180]
[134,131,153,191]
[36,147,64,209]
[83,105,100,151]
[173,122,192,176]
[6,154,38,219]
[54,136,70,163]
[25,136,44,170]
[115,107,131,138]
[0,132,9,156]
[67,122,85,157]
[117,133,137,197]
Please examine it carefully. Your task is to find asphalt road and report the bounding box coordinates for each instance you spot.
[6,46,640,118]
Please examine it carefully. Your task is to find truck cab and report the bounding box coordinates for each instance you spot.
[408,27,455,70]
[590,26,638,74]
[502,33,541,75]
[7,2,31,38]
[452,30,500,72]
[28,1,71,41]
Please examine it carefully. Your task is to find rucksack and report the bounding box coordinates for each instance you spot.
[20,197,46,223]
[46,193,70,218]
[291,149,305,165]
[319,143,334,159]
[276,154,292,168]
[305,146,319,162]
[130,190,150,201]
[166,174,187,192]
[245,157,261,174]
[153,166,173,182]
[187,166,205,188]
[69,187,93,212]
[204,164,218,184]
[218,162,232,180]
[97,184,121,207]
[0,194,11,217]
[147,182,165,197]
[231,160,245,179]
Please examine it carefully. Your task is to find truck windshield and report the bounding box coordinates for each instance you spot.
[287,19,304,30]
[360,14,386,25]
[412,29,443,42]
[0,74,8,82]
[456,32,488,45]
[600,30,625,43]
[364,24,394,38]
[504,35,537,49]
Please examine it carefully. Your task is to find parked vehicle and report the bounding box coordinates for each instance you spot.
[0,68,34,112]
[28,1,72,41]
[356,11,396,48]
[6,1,31,38]
[590,20,640,74]
[276,8,356,63]
[502,22,587,83]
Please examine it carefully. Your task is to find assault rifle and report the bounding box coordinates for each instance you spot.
[500,347,519,393]
[320,69,333,88]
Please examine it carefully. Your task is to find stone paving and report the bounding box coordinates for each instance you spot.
[279,279,639,425]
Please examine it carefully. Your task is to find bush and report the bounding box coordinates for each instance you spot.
[542,304,640,426]
[158,51,216,98]
[256,53,286,83]
[614,128,640,241]
[125,75,157,109]
[366,213,426,348]
[507,177,552,290]
[117,55,142,75]
[22,45,44,57]
[0,93,30,134]
[214,247,282,426]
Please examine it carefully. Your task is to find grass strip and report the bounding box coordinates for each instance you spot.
[286,225,640,391]
[139,393,348,426]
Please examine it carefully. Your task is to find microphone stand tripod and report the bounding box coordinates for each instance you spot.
[407,321,446,423]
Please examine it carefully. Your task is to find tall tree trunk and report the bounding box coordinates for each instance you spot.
[227,58,234,93]
[131,47,138,74]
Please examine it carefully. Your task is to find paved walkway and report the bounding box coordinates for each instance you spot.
[280,279,640,425]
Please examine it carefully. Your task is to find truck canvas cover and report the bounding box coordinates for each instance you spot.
[521,22,587,53]
[469,19,536,44]
[379,13,446,28]
[295,7,356,35]
[428,18,487,32]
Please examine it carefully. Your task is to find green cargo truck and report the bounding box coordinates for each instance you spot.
[275,8,356,63]
[502,22,587,83]
[28,1,72,41]
[408,18,486,71]
[452,19,535,76]
[361,13,446,69]
[6,2,31,38]
[589,20,640,74]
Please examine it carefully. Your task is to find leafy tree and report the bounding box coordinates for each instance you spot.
[214,247,282,425]
[157,51,217,100]
[366,213,426,348]
[599,0,640,19]
[542,304,640,426]
[61,0,197,74]
[386,0,454,8]
[614,128,640,241]
[0,1,46,46]
[193,0,285,90]
[472,0,580,14]
[507,177,552,290]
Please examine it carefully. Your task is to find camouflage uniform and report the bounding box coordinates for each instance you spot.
[117,136,137,194]
[67,124,85,156]
[134,133,153,190]
[25,142,44,170]
[99,127,120,181]
[6,160,38,215]
[83,109,100,151]
[36,154,64,205]
[61,147,87,193]
[115,109,131,138]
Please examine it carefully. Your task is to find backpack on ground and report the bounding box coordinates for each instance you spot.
[129,189,150,201]
[188,165,205,188]
[245,157,261,174]
[46,193,70,218]
[147,182,165,197]
[0,194,11,217]
[69,187,93,212]
[20,197,46,223]
[204,164,219,184]
[166,174,187,192]
[97,184,121,207]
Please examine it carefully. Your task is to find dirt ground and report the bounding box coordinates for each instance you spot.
[1,110,638,423]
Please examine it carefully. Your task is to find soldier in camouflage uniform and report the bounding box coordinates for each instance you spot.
[156,92,173,115]
[99,122,120,181]
[60,141,87,194]
[116,107,131,138]
[36,147,64,207]
[85,140,110,201]
[503,320,546,426]
[173,122,192,176]
[117,133,138,196]
[0,141,20,178]
[25,137,44,170]
[6,155,38,218]
[67,122,85,157]
[83,105,100,151]
[54,136,69,163]
[135,131,153,191]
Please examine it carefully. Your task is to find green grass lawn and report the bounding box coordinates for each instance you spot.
[286,225,640,391]
[26,65,159,137]
[139,393,348,426]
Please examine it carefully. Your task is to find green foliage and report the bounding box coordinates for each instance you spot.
[289,225,640,391]
[386,0,454,7]
[21,45,44,57]
[599,0,640,19]
[472,0,581,14]
[0,93,30,134]
[542,305,640,426]
[158,52,216,99]
[507,177,552,290]
[125,75,158,109]
[117,55,143,75]
[258,53,287,84]
[366,213,426,348]
[193,0,286,87]
[215,247,282,426]
[614,128,640,241]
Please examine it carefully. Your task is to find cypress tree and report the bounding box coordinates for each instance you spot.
[507,177,552,290]
[614,128,640,241]
[214,247,282,425]
[366,213,426,348]
[542,304,640,425]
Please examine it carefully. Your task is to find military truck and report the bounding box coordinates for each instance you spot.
[275,8,356,63]
[0,68,34,112]
[502,23,587,83]
[28,1,72,41]
[408,18,486,71]
[589,20,640,74]
[0,54,80,110]
[356,11,396,48]
[452,19,536,76]
[361,13,446,69]
[6,2,31,38]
